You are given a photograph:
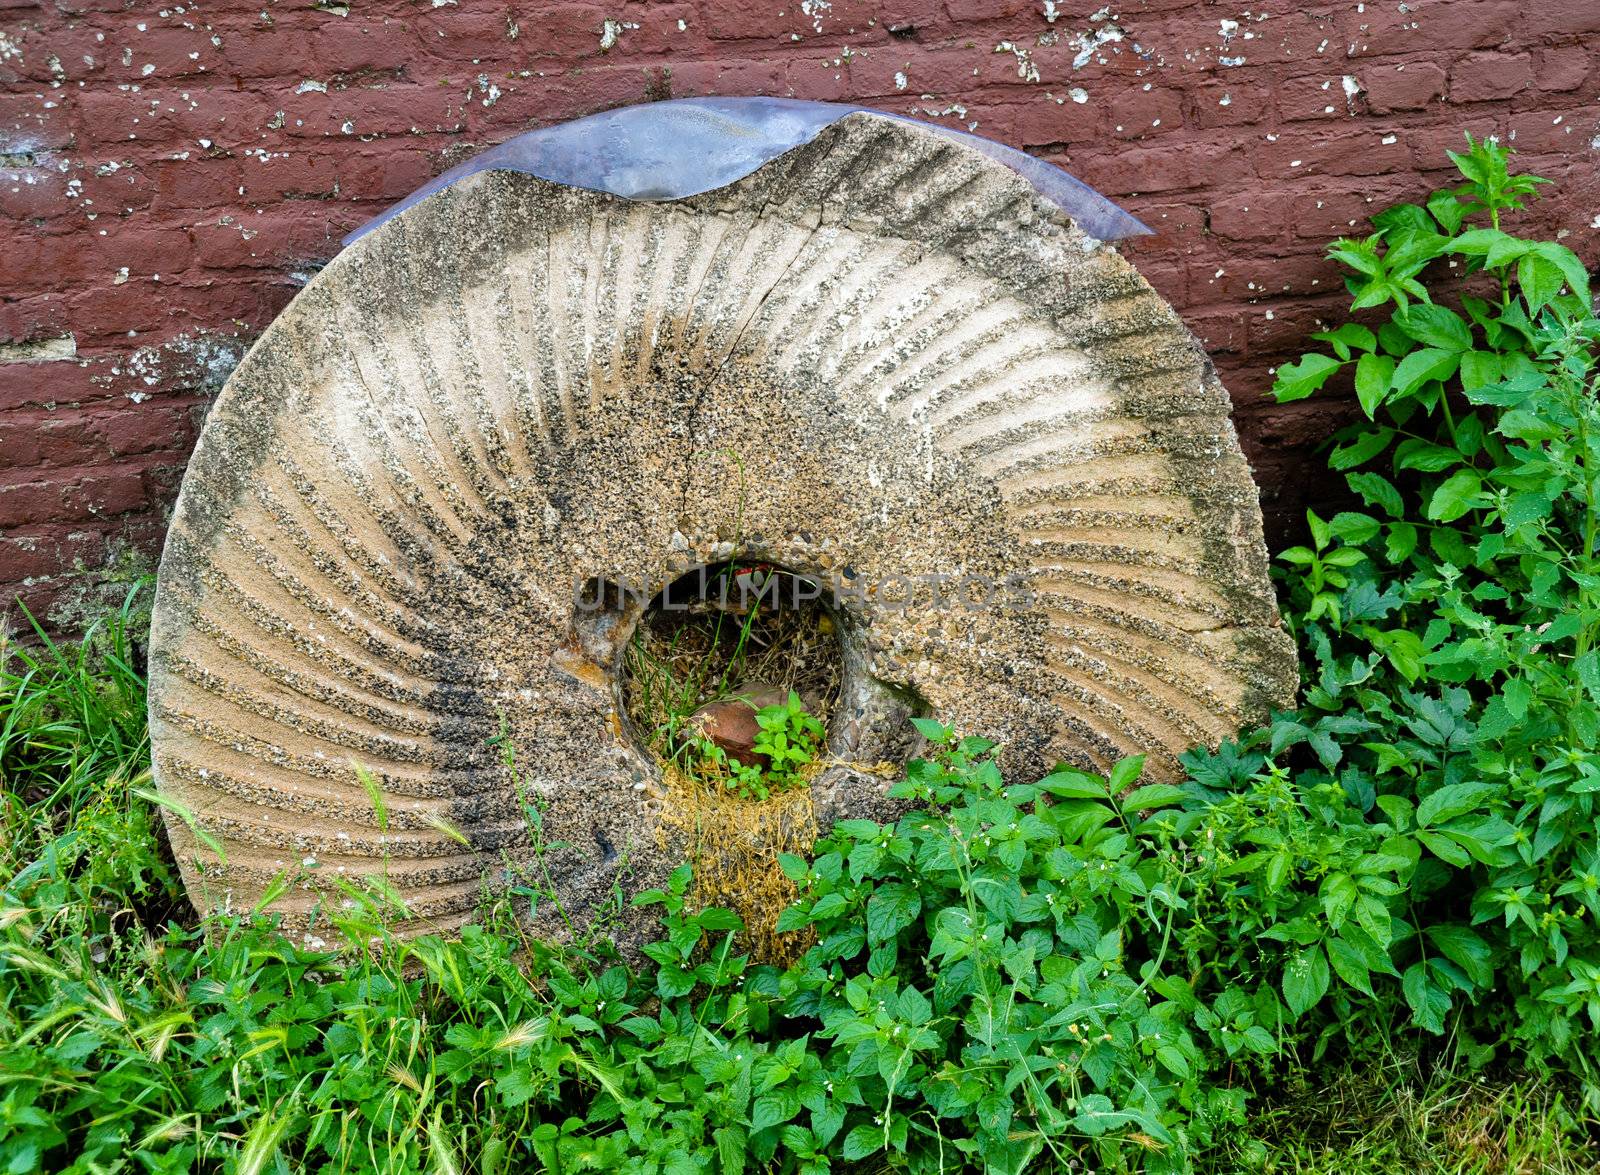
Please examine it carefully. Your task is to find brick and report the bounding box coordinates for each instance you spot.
[1343,1,1517,56]
[1533,47,1592,93]
[62,281,174,337]
[1133,256,1187,306]
[146,155,244,214]
[72,158,157,216]
[0,91,74,148]
[1506,108,1594,154]
[235,150,341,201]
[1449,52,1532,103]
[0,164,70,220]
[1122,201,1205,252]
[1523,0,1600,38]
[78,87,274,151]
[1188,80,1272,128]
[1287,184,1408,239]
[333,148,435,203]
[1064,139,1214,195]
[0,467,147,527]
[92,403,194,456]
[193,212,339,269]
[310,20,420,77]
[1252,126,1412,179]
[0,228,90,291]
[1209,192,1287,241]
[1253,10,1344,63]
[945,0,1033,19]
[1362,61,1446,113]
[1401,115,1501,169]
[1198,251,1338,303]
[1105,85,1184,138]
[1002,97,1105,148]
[1246,299,1345,355]
[666,56,785,97]
[282,84,469,139]
[205,22,319,81]
[1276,73,1365,122]
[1182,310,1247,355]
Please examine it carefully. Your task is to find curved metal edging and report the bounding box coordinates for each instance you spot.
[342,96,1151,247]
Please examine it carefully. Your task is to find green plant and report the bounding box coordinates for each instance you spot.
[686,690,826,801]
[1260,133,1600,1094]
[3,632,1599,1172]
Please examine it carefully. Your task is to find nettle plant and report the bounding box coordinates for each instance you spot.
[1266,135,1600,1086]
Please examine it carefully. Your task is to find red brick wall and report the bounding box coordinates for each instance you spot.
[3,0,1598,624]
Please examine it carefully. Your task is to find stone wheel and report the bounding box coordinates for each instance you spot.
[149,112,1296,939]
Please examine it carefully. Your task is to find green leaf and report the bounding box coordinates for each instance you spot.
[1071,1094,1134,1137]
[657,963,697,1000]
[1274,352,1344,402]
[1330,427,1394,471]
[1426,469,1482,523]
[1108,755,1146,792]
[1457,349,1501,393]
[865,883,921,945]
[1416,830,1471,868]
[716,1127,748,1175]
[1313,323,1378,360]
[1385,521,1418,562]
[1396,303,1472,352]
[1354,352,1396,418]
[1038,768,1109,799]
[1426,925,1494,988]
[1394,439,1462,472]
[1328,512,1381,544]
[1155,1044,1191,1079]
[1426,189,1464,233]
[752,1088,801,1132]
[1327,936,1375,996]
[1348,472,1403,519]
[1402,963,1451,1034]
[841,1125,883,1162]
[1417,782,1499,827]
[1391,347,1459,398]
[1517,252,1565,310]
[1463,370,1544,406]
[1283,944,1331,1018]
[1373,203,1434,234]
[1122,784,1189,810]
[1449,226,1517,257]
[1529,240,1591,302]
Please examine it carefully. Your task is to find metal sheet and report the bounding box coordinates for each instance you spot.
[342,97,1150,246]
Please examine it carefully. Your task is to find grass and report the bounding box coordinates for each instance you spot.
[1,587,149,856]
[3,585,1599,1172]
[1228,1056,1600,1173]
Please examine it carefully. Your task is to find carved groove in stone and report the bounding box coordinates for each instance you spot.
[150,114,1297,938]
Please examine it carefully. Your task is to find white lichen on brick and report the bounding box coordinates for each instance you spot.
[994,41,1041,83]
[600,18,638,51]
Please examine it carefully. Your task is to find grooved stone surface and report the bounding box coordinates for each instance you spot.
[148,113,1296,941]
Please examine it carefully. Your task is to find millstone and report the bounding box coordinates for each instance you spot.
[148,112,1297,943]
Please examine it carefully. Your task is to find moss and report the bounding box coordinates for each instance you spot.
[46,541,155,653]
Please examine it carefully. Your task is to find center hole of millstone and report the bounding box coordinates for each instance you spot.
[621,561,843,800]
